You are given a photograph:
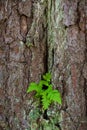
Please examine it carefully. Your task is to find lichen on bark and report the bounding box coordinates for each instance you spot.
[48,0,87,130]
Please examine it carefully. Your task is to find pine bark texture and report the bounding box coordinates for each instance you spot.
[48,0,87,130]
[0,0,87,130]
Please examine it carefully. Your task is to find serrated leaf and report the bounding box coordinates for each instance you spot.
[47,90,62,105]
[47,91,54,100]
[42,95,51,110]
[27,72,62,110]
[45,85,53,94]
[39,80,49,87]
[27,82,38,93]
[43,72,51,82]
[52,91,62,105]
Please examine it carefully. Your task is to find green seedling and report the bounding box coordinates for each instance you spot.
[27,72,62,110]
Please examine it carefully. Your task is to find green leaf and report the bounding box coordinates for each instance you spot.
[42,94,51,110]
[43,72,51,82]
[26,72,62,110]
[47,90,62,105]
[54,94,62,104]
[39,80,49,87]
[44,84,53,94]
[27,82,38,93]
[52,90,62,105]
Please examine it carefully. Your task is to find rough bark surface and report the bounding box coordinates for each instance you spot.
[48,0,87,130]
[0,0,87,130]
[0,0,47,129]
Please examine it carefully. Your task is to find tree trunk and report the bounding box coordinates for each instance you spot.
[48,0,87,130]
[0,0,47,129]
[0,0,87,130]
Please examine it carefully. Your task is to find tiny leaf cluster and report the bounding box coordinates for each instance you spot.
[27,73,62,110]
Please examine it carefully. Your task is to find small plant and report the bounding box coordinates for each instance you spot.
[27,72,62,110]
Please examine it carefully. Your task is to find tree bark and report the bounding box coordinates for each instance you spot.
[0,0,47,129]
[48,0,87,130]
[0,0,87,130]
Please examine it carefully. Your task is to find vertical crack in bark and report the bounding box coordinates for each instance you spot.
[84,0,87,117]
